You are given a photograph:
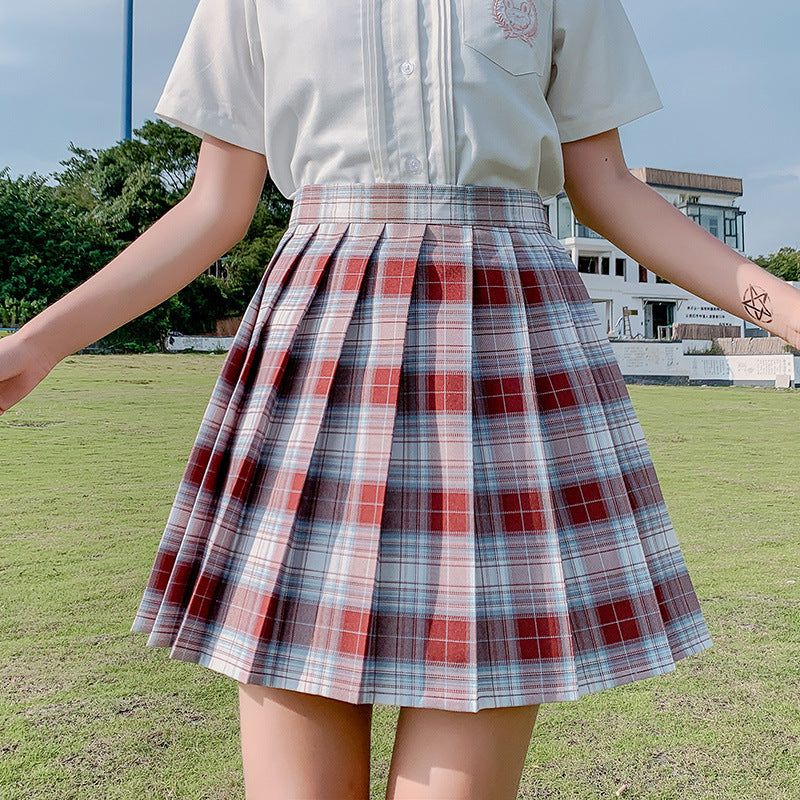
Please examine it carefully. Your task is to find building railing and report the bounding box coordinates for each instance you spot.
[657,325,673,340]
[574,222,604,240]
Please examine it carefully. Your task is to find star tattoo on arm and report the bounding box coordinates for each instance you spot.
[741,285,773,324]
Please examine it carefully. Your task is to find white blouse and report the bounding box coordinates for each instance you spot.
[154,0,663,202]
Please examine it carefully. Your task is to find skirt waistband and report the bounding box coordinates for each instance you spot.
[288,183,551,230]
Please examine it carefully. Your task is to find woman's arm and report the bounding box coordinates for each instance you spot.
[561,128,800,349]
[0,135,268,414]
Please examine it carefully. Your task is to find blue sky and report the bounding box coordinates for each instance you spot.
[1,0,797,258]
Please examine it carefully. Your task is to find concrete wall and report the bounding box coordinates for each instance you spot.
[609,341,799,387]
[610,341,686,378]
[163,336,798,388]
[166,335,235,353]
[686,354,797,387]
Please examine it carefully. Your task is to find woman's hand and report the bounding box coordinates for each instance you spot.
[0,334,55,415]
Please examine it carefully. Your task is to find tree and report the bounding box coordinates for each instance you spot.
[0,167,119,319]
[752,247,800,282]
[1,119,291,348]
[224,190,292,312]
[53,120,201,241]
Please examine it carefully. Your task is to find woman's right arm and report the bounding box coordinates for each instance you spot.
[0,135,269,414]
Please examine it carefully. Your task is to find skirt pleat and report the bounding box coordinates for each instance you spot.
[131,183,712,711]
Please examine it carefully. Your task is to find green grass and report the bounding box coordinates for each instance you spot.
[1,355,798,799]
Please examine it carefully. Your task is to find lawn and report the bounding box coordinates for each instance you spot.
[1,355,798,799]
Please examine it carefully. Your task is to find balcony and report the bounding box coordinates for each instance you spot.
[678,202,745,252]
[556,192,746,255]
[556,195,604,240]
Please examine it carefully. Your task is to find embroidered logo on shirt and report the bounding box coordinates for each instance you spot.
[492,0,539,47]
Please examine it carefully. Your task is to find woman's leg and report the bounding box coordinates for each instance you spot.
[238,683,373,800]
[385,703,539,800]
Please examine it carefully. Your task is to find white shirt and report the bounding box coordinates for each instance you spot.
[154,0,663,202]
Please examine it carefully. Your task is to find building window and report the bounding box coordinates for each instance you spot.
[557,195,573,239]
[575,222,604,240]
[555,194,606,241]
[601,257,610,275]
[681,202,745,252]
[638,264,648,283]
[615,258,626,278]
[655,274,670,284]
[723,208,745,251]
[578,256,599,274]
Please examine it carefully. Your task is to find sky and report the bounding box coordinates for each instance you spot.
[0,0,798,259]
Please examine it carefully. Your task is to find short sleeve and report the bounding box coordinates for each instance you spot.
[545,0,663,144]
[154,0,266,155]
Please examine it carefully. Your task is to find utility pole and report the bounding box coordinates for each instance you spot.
[122,0,134,140]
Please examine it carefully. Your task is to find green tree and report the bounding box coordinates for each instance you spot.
[224,191,292,313]
[752,247,800,282]
[0,167,119,319]
[53,119,201,240]
[1,119,291,349]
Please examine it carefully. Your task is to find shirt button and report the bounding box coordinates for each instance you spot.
[405,156,422,174]
[400,60,414,75]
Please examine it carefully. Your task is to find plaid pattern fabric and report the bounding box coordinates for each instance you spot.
[131,183,712,711]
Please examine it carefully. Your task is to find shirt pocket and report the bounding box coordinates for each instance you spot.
[461,0,553,77]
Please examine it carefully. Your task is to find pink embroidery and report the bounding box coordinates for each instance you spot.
[492,0,538,48]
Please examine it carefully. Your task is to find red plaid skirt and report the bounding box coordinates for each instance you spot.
[131,183,712,711]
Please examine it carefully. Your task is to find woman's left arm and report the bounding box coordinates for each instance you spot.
[561,128,800,349]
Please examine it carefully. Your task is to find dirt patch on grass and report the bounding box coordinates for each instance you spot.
[4,657,79,700]
[3,421,64,427]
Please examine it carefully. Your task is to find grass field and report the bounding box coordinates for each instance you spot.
[1,354,798,800]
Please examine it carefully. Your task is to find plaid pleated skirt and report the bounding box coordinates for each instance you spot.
[131,182,712,712]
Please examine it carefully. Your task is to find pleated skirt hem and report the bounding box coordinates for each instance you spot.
[131,617,712,711]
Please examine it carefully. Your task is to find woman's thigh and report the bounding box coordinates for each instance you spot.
[385,703,540,800]
[238,683,373,800]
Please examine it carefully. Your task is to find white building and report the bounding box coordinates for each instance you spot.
[544,167,755,340]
